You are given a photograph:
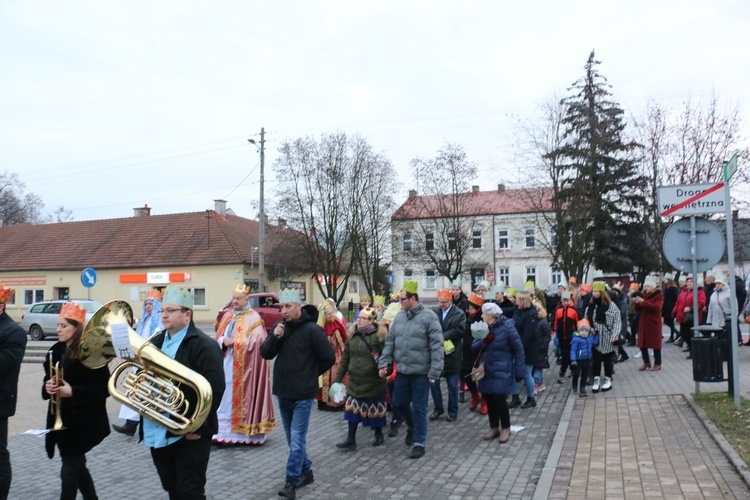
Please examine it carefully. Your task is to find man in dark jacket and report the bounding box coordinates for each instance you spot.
[451,282,468,313]
[261,289,335,500]
[142,286,225,500]
[429,289,466,423]
[0,285,26,499]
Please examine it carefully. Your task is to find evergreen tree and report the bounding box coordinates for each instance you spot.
[546,50,651,275]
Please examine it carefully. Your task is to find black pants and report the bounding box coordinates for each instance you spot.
[0,417,9,500]
[558,343,572,377]
[60,454,97,500]
[641,348,662,366]
[459,368,478,395]
[680,321,693,349]
[571,360,591,391]
[151,436,212,500]
[592,350,614,378]
[664,317,678,338]
[484,393,510,430]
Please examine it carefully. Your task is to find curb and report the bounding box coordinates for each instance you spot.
[532,391,576,499]
[684,392,750,490]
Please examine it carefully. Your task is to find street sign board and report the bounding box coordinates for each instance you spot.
[724,153,739,182]
[81,268,97,288]
[658,183,726,217]
[662,218,724,273]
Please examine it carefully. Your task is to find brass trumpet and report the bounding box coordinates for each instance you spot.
[78,300,212,436]
[48,355,65,431]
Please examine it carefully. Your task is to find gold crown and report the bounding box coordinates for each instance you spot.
[358,307,377,320]
[61,302,86,323]
[234,283,251,294]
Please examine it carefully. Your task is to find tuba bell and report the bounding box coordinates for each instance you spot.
[79,300,212,436]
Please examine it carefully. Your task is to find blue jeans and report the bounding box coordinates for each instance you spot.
[532,367,544,385]
[277,397,313,485]
[511,364,536,398]
[393,373,429,448]
[430,373,459,416]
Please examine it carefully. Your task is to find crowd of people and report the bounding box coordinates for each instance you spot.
[1,269,748,499]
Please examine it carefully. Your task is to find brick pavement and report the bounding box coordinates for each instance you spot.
[7,328,750,499]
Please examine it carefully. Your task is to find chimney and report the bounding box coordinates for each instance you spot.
[214,199,227,216]
[133,204,151,217]
[733,209,739,222]
[498,184,505,192]
[278,218,287,227]
[472,185,480,193]
[408,189,417,198]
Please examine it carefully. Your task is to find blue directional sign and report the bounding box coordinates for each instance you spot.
[81,268,97,288]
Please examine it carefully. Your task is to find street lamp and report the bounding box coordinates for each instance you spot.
[248,128,266,292]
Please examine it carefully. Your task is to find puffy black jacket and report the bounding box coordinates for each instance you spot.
[432,305,466,375]
[0,311,26,417]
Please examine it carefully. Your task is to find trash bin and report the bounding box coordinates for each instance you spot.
[694,325,728,362]
[692,336,724,382]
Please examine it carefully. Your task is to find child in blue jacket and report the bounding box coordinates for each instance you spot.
[570,319,599,397]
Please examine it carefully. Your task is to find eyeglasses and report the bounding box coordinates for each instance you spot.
[161,307,185,315]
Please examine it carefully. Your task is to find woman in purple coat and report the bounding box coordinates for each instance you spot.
[472,302,525,444]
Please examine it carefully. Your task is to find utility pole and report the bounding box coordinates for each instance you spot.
[249,128,266,292]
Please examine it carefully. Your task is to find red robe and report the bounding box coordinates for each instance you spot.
[317,318,348,407]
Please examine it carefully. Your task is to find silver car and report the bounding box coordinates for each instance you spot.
[20,299,103,340]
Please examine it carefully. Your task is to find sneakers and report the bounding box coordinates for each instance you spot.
[278,481,297,499]
[409,446,425,459]
[557,376,565,384]
[520,397,536,409]
[600,376,612,391]
[388,422,399,438]
[634,351,642,359]
[404,428,413,446]
[591,376,601,393]
[535,383,546,394]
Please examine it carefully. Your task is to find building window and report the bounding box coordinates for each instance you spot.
[551,267,563,285]
[448,232,457,250]
[498,229,510,249]
[525,228,536,248]
[497,267,510,287]
[425,232,434,251]
[404,269,413,282]
[425,270,436,290]
[525,267,537,283]
[550,227,557,248]
[24,289,44,305]
[472,229,482,249]
[403,233,412,252]
[193,287,207,307]
[349,280,358,294]
[470,268,485,289]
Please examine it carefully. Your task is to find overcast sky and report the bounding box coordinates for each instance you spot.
[2,1,749,222]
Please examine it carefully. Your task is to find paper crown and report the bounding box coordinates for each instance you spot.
[505,287,517,297]
[146,289,163,301]
[580,284,592,293]
[234,283,251,294]
[318,298,337,313]
[489,285,504,294]
[476,280,491,290]
[664,273,675,280]
[279,288,301,303]
[61,302,86,323]
[629,282,640,291]
[0,285,14,304]
[568,277,578,285]
[402,280,418,294]
[592,282,606,292]
[373,295,386,305]
[382,302,402,323]
[358,307,377,321]
[437,289,452,301]
[360,295,372,302]
[523,280,535,291]
[163,286,194,309]
[577,319,591,330]
[644,276,659,286]
[450,279,462,287]
[561,292,572,300]
[467,292,484,307]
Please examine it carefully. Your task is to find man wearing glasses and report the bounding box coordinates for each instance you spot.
[378,280,443,459]
[142,286,224,500]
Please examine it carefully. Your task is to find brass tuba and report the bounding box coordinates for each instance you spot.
[79,300,212,436]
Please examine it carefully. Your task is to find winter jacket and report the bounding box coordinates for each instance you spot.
[432,304,466,375]
[534,318,551,370]
[378,303,444,380]
[262,308,336,400]
[452,292,469,313]
[707,285,732,329]
[0,311,26,417]
[635,288,664,350]
[672,286,706,324]
[570,332,599,362]
[552,304,578,346]
[662,284,678,322]
[335,324,387,399]
[513,306,539,366]
[145,322,226,439]
[461,309,483,373]
[471,315,525,395]
[585,299,622,355]
[43,342,110,459]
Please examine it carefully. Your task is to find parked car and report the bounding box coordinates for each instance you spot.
[20,299,104,340]
[214,292,283,333]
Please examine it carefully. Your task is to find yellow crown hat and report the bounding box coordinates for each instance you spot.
[402,280,418,294]
[234,283,251,294]
[373,295,386,306]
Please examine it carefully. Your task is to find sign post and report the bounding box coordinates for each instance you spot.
[81,267,97,300]
[723,153,740,410]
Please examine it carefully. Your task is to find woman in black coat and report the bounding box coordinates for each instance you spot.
[661,277,679,342]
[509,292,539,409]
[43,304,110,500]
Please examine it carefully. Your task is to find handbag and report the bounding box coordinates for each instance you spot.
[469,344,486,381]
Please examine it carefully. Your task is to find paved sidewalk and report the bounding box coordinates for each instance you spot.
[7,332,750,498]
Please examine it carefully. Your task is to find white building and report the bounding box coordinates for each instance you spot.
[391,185,561,299]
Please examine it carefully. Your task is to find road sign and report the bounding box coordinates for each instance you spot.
[81,268,97,288]
[662,218,724,273]
[658,183,726,217]
[724,153,739,182]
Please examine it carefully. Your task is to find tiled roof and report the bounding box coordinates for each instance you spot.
[0,211,288,271]
[391,187,555,220]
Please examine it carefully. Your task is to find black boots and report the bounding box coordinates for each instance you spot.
[372,428,384,447]
[508,395,522,409]
[336,422,358,451]
[520,397,536,409]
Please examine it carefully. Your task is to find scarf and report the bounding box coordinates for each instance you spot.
[225,303,253,339]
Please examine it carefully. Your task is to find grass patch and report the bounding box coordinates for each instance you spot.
[693,392,750,466]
